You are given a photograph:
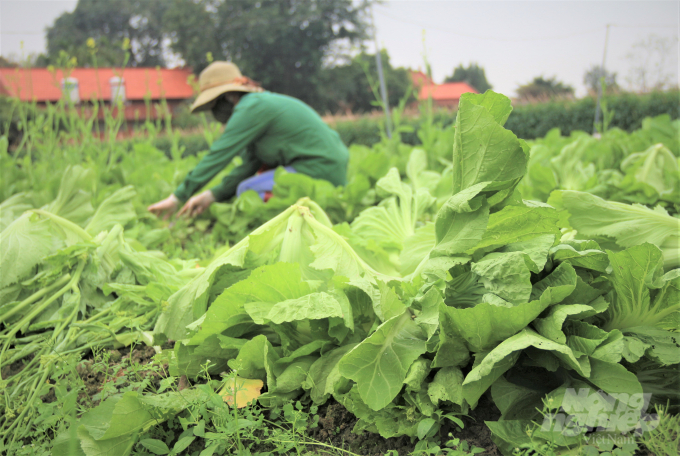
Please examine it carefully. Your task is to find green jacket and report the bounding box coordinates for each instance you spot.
[174,92,349,202]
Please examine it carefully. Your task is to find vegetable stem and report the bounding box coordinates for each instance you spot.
[0,261,85,364]
[31,209,93,241]
[0,274,71,325]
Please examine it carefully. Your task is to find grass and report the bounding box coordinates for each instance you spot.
[637,403,680,456]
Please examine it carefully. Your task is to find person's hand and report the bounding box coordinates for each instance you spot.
[148,194,179,220]
[178,190,216,218]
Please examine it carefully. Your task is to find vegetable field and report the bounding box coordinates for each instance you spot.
[1,91,679,456]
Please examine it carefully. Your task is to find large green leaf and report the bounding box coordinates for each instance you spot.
[440,262,576,352]
[45,165,95,226]
[451,92,527,194]
[406,148,442,194]
[463,91,513,126]
[303,344,357,403]
[427,366,464,407]
[470,204,561,255]
[0,192,32,231]
[399,222,435,276]
[350,168,435,260]
[431,317,470,369]
[471,251,534,304]
[440,299,546,354]
[486,420,535,456]
[154,239,250,340]
[581,358,643,419]
[549,240,609,272]
[76,427,135,456]
[267,355,318,394]
[603,243,679,330]
[267,292,344,324]
[227,335,275,380]
[550,190,680,270]
[0,213,56,288]
[338,311,427,410]
[347,278,405,323]
[155,205,304,340]
[462,329,585,407]
[565,320,610,356]
[533,304,600,344]
[529,261,580,302]
[88,391,199,440]
[620,143,678,197]
[85,186,137,235]
[403,357,431,392]
[490,376,545,421]
[308,214,378,279]
[192,263,312,344]
[622,326,680,365]
[433,182,490,256]
[499,234,555,273]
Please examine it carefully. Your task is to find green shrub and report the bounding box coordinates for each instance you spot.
[506,90,680,138]
[0,96,25,146]
[151,133,209,158]
[331,116,383,147]
[170,101,212,130]
[329,91,680,146]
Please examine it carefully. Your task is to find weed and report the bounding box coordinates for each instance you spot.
[637,403,680,456]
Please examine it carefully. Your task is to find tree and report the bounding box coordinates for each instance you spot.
[0,56,18,68]
[162,0,373,109]
[625,34,678,93]
[583,65,618,95]
[516,76,574,103]
[318,50,413,114]
[444,63,492,93]
[44,0,168,67]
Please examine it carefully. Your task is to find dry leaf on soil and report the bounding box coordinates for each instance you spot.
[220,376,264,408]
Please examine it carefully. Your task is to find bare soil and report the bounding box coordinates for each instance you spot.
[29,344,503,455]
[309,394,501,456]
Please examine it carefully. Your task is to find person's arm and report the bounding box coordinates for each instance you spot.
[173,96,270,202]
[209,148,261,201]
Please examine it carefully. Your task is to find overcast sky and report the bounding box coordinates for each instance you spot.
[1,0,678,97]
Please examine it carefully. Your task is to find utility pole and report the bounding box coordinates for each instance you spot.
[371,6,392,139]
[593,24,612,135]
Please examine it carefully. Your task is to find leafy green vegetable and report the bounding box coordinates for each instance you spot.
[601,244,680,331]
[4,83,677,452]
[451,92,526,194]
[550,190,680,270]
[338,311,427,410]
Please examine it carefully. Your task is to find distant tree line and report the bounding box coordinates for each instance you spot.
[36,0,407,113]
[12,0,675,114]
[444,62,492,93]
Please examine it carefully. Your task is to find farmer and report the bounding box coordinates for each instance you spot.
[148,61,349,218]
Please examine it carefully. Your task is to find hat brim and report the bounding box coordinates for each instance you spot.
[190,83,263,113]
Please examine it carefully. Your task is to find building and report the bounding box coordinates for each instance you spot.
[418,82,478,109]
[410,70,434,89]
[0,67,194,127]
[409,71,478,109]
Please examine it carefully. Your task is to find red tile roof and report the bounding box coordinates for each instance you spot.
[0,67,194,102]
[418,81,478,101]
[410,70,434,88]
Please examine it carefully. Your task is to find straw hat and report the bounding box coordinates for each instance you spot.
[190,61,263,113]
